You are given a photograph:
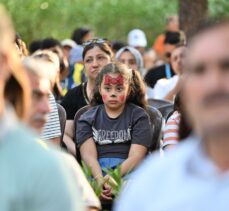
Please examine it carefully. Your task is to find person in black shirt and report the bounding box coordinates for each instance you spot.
[144,31,185,88]
[61,38,113,155]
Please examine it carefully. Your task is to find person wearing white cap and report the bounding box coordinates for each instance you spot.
[127,29,147,54]
[61,39,77,60]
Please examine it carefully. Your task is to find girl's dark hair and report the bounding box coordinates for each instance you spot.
[178,110,192,140]
[172,93,192,140]
[82,41,113,60]
[91,62,147,110]
[71,27,91,45]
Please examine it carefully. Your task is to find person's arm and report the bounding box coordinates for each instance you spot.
[61,88,79,156]
[120,144,147,176]
[119,108,153,176]
[49,137,61,146]
[80,138,112,200]
[63,120,76,156]
[80,138,103,184]
[163,77,181,101]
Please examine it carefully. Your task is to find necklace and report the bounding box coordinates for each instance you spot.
[82,82,90,104]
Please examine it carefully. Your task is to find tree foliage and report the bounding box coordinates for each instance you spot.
[1,0,228,47]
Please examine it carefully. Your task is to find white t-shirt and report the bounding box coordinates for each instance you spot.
[153,75,179,99]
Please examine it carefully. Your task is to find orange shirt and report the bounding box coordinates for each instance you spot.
[153,34,165,57]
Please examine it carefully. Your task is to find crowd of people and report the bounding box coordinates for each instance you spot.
[1,3,229,211]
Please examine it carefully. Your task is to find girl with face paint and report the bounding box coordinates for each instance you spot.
[76,62,152,200]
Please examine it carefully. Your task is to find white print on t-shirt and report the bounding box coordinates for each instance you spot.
[92,127,131,145]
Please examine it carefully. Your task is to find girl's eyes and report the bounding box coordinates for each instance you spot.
[104,86,111,91]
[103,86,124,92]
[116,87,123,91]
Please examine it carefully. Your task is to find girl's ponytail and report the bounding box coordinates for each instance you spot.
[127,69,147,110]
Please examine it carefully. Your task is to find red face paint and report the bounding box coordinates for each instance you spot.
[104,74,124,85]
[102,94,107,101]
[119,95,126,103]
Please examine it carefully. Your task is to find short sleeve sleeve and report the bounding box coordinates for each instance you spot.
[131,108,153,149]
[163,111,181,148]
[76,110,94,148]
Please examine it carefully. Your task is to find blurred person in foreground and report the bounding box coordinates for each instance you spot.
[23,55,101,210]
[29,50,62,145]
[0,4,85,211]
[115,19,229,211]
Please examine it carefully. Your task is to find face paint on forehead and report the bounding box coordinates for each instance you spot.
[104,74,124,85]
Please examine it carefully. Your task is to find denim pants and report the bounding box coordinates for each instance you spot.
[98,157,125,176]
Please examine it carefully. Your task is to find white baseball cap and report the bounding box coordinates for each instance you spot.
[128,29,147,47]
[61,39,77,48]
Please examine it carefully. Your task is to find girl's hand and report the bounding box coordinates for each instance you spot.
[100,183,112,200]
[103,174,118,188]
[100,175,118,200]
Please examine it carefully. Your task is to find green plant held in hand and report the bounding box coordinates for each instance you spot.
[81,162,126,199]
[81,161,102,197]
[103,166,124,198]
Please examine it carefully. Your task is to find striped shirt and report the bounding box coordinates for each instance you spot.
[162,111,181,148]
[41,93,61,141]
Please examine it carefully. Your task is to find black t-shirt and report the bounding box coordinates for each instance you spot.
[76,103,153,159]
[144,64,175,88]
[61,83,88,120]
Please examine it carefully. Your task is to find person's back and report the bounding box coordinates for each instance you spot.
[0,107,85,211]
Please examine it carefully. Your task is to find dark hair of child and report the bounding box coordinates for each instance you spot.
[91,62,147,110]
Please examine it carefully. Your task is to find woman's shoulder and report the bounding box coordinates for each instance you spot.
[61,83,85,108]
[65,83,83,97]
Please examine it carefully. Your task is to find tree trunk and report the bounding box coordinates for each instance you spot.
[179,0,208,35]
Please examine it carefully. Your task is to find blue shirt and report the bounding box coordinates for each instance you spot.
[115,135,229,211]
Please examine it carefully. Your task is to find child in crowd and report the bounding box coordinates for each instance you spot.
[76,62,152,199]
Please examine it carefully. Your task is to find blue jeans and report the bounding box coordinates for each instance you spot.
[98,157,125,176]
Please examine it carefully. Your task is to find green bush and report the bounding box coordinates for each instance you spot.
[1,0,228,47]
